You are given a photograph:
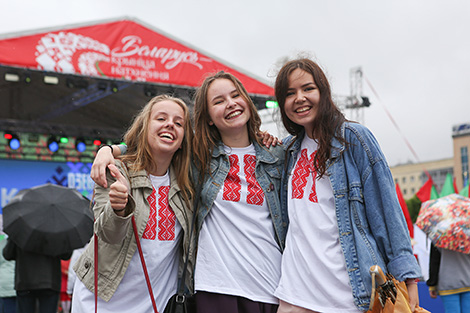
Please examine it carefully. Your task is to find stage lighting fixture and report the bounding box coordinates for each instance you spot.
[47,136,60,153]
[265,100,278,109]
[93,139,102,146]
[60,136,69,144]
[361,96,371,107]
[44,75,59,85]
[24,73,32,84]
[4,73,20,82]
[4,132,21,150]
[75,138,87,153]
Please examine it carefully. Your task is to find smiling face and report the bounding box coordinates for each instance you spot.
[206,78,251,145]
[284,68,321,138]
[147,99,185,159]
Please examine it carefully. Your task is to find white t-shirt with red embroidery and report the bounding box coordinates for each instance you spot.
[195,144,282,304]
[72,172,181,313]
[274,136,360,313]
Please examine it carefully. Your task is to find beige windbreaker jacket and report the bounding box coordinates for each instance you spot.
[73,160,195,302]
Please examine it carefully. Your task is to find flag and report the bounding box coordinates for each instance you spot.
[430,185,439,200]
[460,185,469,198]
[453,177,459,194]
[396,183,413,238]
[416,177,437,202]
[440,173,456,197]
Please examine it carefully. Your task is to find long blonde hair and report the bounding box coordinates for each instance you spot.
[192,71,262,176]
[121,94,194,203]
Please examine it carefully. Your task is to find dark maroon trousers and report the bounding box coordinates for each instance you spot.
[195,291,278,313]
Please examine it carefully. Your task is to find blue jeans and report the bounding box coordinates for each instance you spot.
[16,289,59,313]
[0,297,17,313]
[441,292,470,313]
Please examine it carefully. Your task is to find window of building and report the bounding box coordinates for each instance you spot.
[462,146,469,186]
[402,177,406,184]
[410,176,415,183]
[403,189,407,195]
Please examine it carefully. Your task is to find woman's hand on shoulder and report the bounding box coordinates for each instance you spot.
[257,130,282,148]
[91,146,116,188]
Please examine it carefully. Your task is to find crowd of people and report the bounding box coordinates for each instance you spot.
[3,56,449,313]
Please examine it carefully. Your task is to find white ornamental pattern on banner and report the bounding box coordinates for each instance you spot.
[34,31,207,80]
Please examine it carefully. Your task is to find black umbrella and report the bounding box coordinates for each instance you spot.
[3,183,93,256]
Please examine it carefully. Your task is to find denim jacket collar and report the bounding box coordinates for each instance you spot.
[287,127,345,161]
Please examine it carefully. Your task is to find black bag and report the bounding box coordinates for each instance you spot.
[164,293,196,313]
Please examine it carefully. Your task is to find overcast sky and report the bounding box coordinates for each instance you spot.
[1,0,469,166]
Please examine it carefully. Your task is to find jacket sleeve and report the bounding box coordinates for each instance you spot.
[426,243,441,287]
[346,124,421,280]
[2,238,17,261]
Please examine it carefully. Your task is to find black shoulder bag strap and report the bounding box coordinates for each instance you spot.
[165,172,203,313]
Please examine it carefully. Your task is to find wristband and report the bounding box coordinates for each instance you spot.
[97,144,114,154]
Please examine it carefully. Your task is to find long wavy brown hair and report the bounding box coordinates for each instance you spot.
[192,71,262,177]
[121,94,194,203]
[275,58,346,178]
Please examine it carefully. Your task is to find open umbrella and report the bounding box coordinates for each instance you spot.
[416,193,470,254]
[3,183,93,256]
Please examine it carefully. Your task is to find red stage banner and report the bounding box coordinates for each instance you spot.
[0,19,273,96]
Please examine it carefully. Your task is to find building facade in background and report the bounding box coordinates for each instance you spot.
[390,158,454,200]
[452,123,470,189]
[391,122,470,200]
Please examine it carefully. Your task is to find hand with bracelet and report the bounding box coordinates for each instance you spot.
[91,144,123,188]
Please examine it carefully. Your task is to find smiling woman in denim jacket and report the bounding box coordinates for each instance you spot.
[273,58,421,313]
[190,71,286,313]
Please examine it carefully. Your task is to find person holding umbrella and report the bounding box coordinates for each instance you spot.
[71,95,195,313]
[2,182,93,313]
[3,237,72,313]
[427,244,470,312]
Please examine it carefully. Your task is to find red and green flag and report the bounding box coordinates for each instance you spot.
[440,173,456,198]
[416,177,439,202]
[396,183,414,238]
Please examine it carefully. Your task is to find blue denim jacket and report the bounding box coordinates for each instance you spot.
[281,122,421,311]
[194,140,288,251]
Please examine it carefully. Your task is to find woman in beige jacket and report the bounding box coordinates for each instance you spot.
[72,95,195,313]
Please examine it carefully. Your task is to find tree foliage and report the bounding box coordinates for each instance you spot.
[406,195,422,223]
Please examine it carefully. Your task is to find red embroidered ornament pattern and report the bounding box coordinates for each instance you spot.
[222,154,264,206]
[223,155,241,202]
[292,149,318,203]
[244,154,264,206]
[143,186,175,241]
